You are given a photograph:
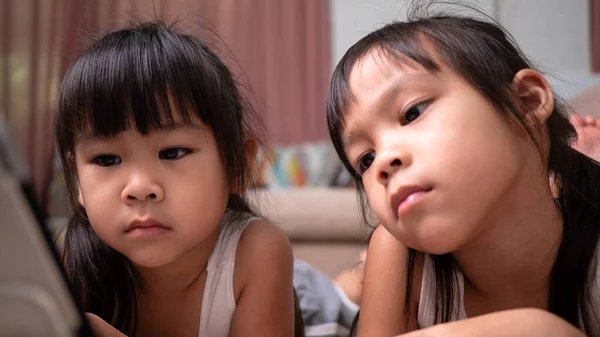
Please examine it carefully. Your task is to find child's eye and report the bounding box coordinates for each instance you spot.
[401,101,430,125]
[355,151,375,176]
[159,148,191,160]
[92,155,121,167]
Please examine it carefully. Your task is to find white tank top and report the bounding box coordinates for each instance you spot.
[417,252,600,334]
[198,210,258,337]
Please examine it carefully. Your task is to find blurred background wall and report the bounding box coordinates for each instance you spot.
[2,0,600,216]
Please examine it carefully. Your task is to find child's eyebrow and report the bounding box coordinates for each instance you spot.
[343,130,364,150]
[341,72,434,150]
[372,72,433,110]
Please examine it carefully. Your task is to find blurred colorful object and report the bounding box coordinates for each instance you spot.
[260,142,341,188]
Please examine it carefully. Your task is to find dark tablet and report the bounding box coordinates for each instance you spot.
[0,123,94,336]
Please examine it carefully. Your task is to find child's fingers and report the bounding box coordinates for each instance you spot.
[85,313,127,337]
[585,115,597,125]
[359,249,367,264]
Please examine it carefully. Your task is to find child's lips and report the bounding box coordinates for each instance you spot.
[125,219,171,237]
[390,185,432,217]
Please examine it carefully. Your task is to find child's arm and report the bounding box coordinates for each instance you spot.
[398,308,586,337]
[229,220,295,336]
[358,225,422,337]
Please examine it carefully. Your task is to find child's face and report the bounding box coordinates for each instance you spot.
[74,122,230,268]
[341,50,535,254]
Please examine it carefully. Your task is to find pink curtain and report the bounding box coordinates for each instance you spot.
[1,0,71,210]
[63,0,332,146]
[3,0,331,211]
[592,0,600,72]
[215,0,332,147]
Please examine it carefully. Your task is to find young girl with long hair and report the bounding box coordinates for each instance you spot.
[56,21,298,337]
[327,4,600,336]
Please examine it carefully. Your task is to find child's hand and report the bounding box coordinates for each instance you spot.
[398,308,586,337]
[85,313,128,337]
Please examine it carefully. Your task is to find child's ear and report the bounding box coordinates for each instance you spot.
[77,185,85,208]
[512,69,555,129]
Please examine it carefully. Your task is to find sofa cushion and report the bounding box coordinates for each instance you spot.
[251,187,373,243]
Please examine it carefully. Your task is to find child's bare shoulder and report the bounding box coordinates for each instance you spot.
[234,219,293,283]
[230,219,295,335]
[238,219,292,256]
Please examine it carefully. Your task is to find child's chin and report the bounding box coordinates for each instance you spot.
[418,244,455,256]
[126,252,177,269]
[402,223,465,255]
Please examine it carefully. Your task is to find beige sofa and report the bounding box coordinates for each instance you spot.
[252,187,369,278]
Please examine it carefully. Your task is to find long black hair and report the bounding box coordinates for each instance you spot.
[327,2,600,334]
[54,21,294,335]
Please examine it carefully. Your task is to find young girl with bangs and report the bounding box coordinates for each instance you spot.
[55,21,300,337]
[327,5,600,337]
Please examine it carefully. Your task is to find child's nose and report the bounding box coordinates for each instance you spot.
[375,150,409,186]
[121,175,164,203]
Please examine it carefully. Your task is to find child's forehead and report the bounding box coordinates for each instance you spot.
[350,53,432,96]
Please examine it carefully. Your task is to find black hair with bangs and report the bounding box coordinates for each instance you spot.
[327,2,600,335]
[54,21,265,334]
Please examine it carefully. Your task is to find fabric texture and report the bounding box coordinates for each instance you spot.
[198,210,258,337]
